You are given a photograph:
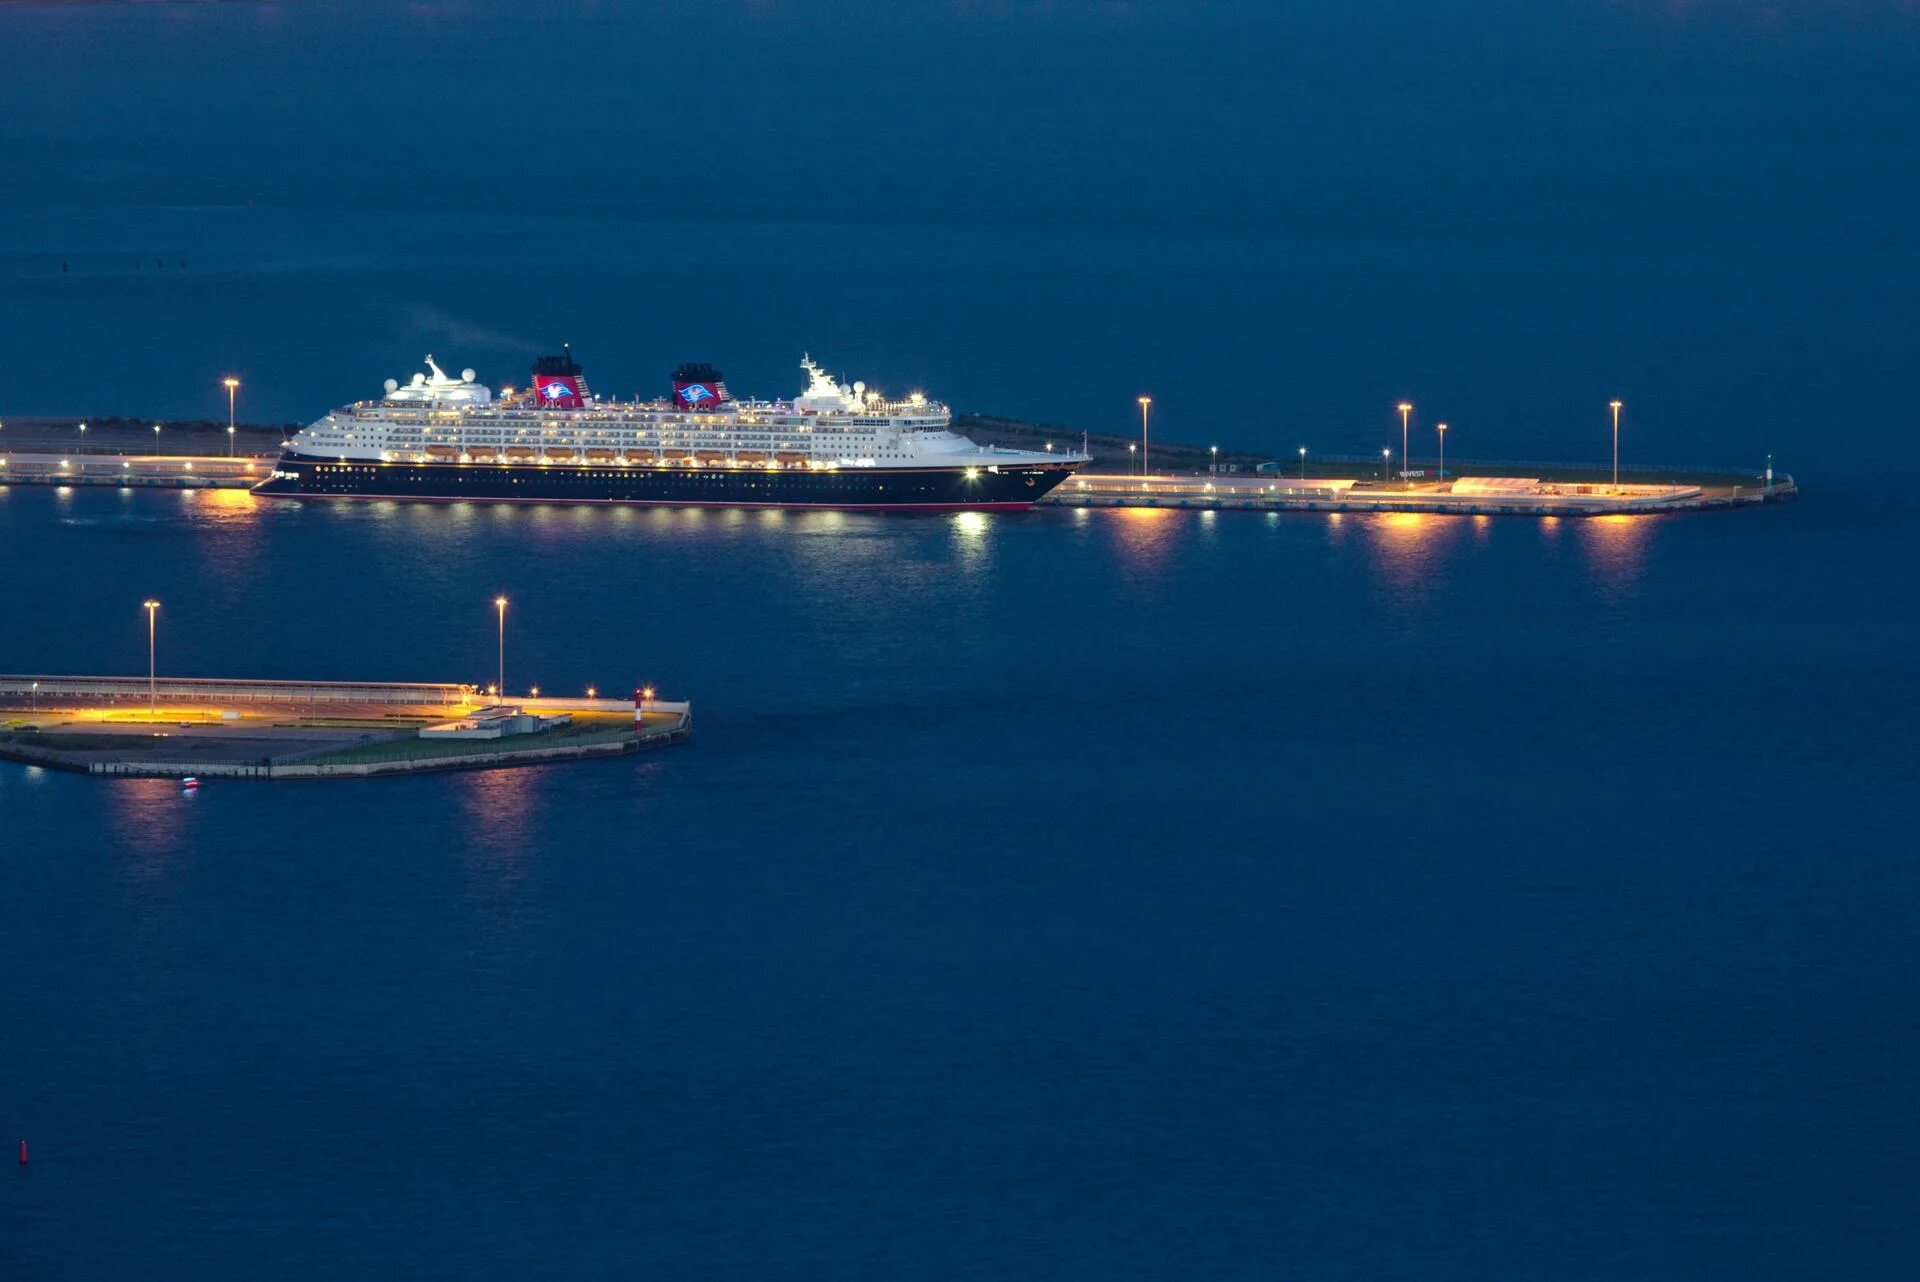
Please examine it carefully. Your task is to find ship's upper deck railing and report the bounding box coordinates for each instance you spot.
[340,402,950,429]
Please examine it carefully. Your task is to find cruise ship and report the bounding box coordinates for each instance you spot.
[252,351,1086,511]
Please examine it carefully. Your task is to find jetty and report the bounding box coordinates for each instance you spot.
[0,675,690,780]
[0,452,260,490]
[1042,469,1795,518]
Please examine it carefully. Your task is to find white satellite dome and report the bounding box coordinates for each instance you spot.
[461,368,476,383]
[411,372,426,386]
[384,377,399,393]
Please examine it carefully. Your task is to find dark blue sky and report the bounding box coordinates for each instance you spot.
[3,0,1916,466]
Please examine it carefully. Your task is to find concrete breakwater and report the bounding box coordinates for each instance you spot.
[1043,472,1796,518]
[77,723,688,780]
[0,675,691,780]
[0,452,260,489]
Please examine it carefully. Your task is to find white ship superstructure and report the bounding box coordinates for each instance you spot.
[291,356,1056,472]
[258,352,1087,511]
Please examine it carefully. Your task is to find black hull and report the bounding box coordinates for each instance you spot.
[253,453,1078,511]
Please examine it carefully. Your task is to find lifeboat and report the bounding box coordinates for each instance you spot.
[624,449,657,464]
[584,448,617,462]
[544,447,578,462]
[469,446,498,461]
[775,451,809,466]
[424,445,459,461]
[733,450,768,464]
[504,446,537,461]
[695,451,727,467]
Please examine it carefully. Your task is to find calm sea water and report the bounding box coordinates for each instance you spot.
[2,483,1916,1278]
[6,0,1920,1275]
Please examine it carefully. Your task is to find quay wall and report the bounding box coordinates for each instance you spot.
[0,453,259,489]
[1043,475,1797,518]
[69,714,692,781]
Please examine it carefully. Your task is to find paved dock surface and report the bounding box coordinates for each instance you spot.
[0,452,263,488]
[1044,472,1795,517]
[0,676,690,779]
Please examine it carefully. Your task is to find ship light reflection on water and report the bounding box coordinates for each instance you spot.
[950,510,990,573]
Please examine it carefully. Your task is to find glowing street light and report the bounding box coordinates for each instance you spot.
[1436,422,1448,482]
[1210,444,1219,475]
[1396,402,1412,485]
[223,377,240,457]
[1137,396,1152,478]
[1382,447,1391,483]
[1127,441,1136,476]
[1609,400,1623,490]
[493,596,508,703]
[142,599,160,712]
[1298,446,1307,483]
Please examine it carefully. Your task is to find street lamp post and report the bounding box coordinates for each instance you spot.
[153,423,161,453]
[1397,402,1412,485]
[494,596,508,704]
[224,377,240,457]
[1609,400,1623,490]
[1210,445,1218,476]
[1137,396,1152,478]
[143,600,160,713]
[1298,446,1307,483]
[1382,447,1391,484]
[1128,442,1136,476]
[1436,422,1448,482]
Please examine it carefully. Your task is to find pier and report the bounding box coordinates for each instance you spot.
[0,675,691,780]
[0,449,1796,517]
[1041,470,1796,518]
[0,452,261,489]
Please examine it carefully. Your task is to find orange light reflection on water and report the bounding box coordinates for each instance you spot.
[1362,510,1452,595]
[1576,512,1654,593]
[181,487,268,589]
[1106,505,1179,570]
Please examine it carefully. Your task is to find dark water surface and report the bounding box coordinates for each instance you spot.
[6,0,1920,1275]
[4,1,1919,468]
[3,484,1916,1278]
